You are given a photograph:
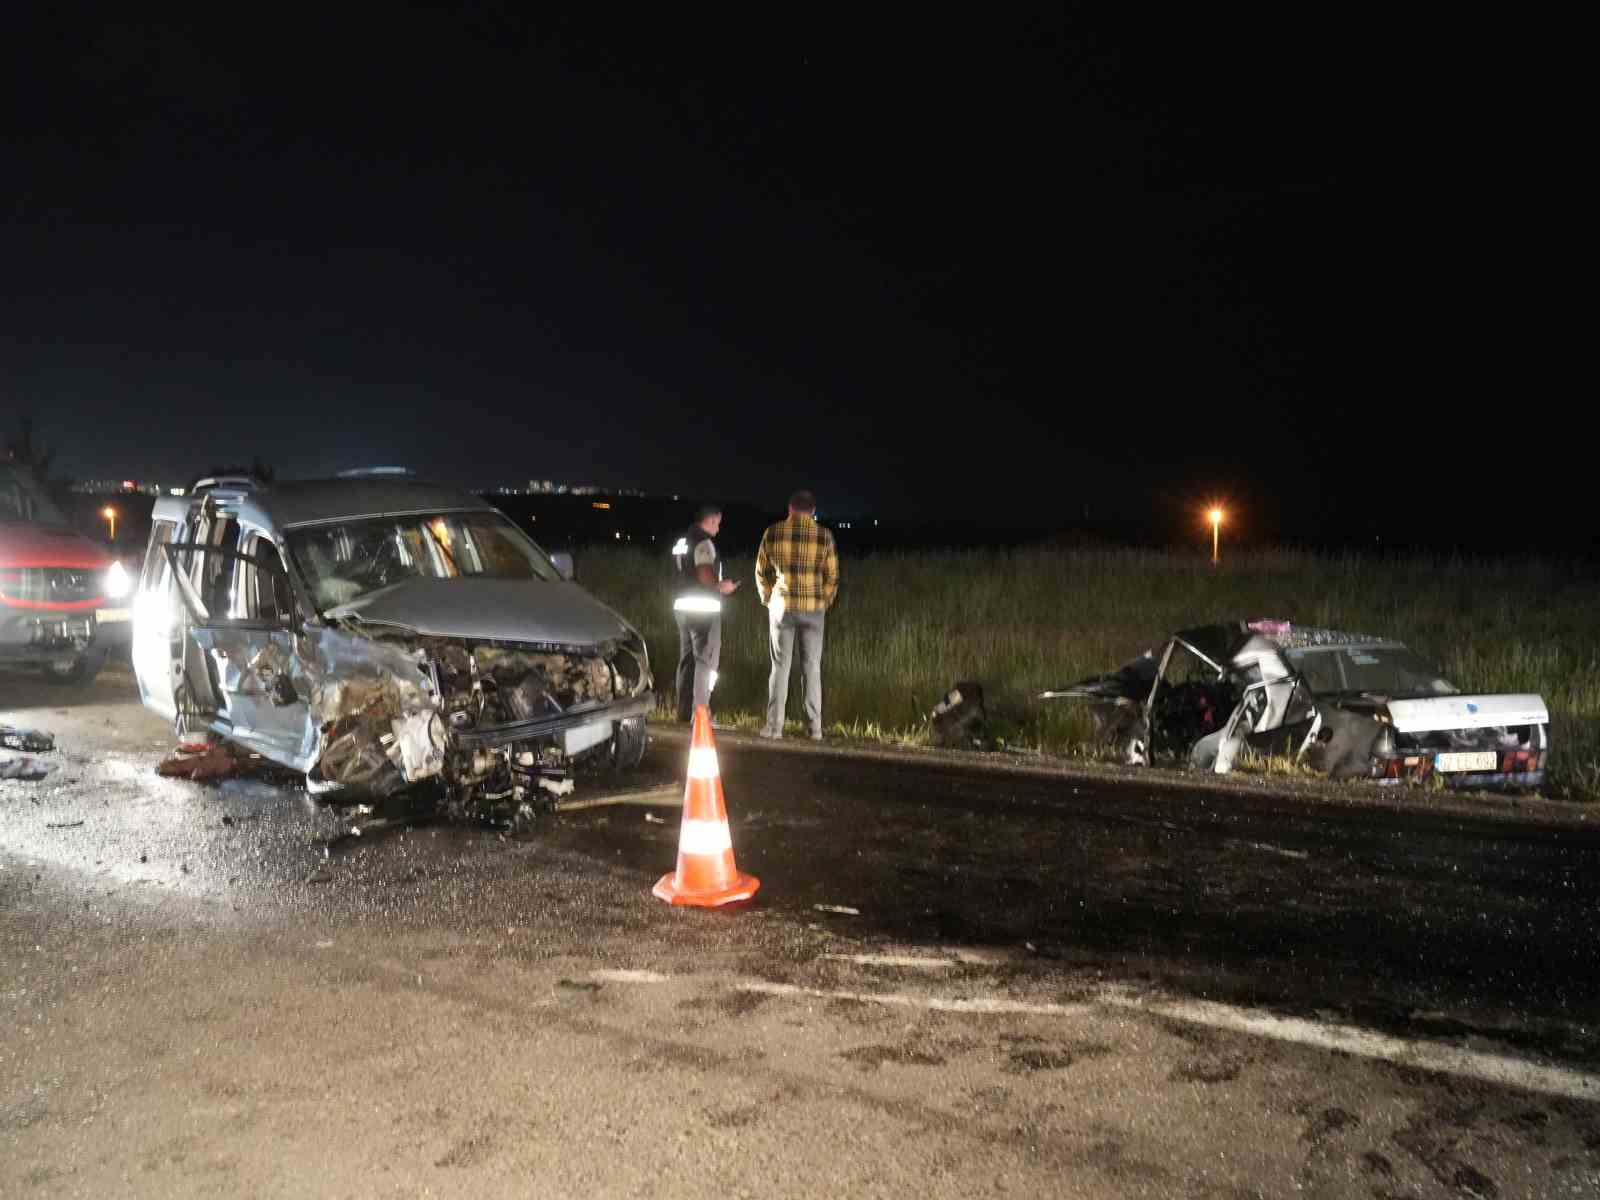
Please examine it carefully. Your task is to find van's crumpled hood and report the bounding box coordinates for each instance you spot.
[327,578,636,646]
[1385,694,1549,734]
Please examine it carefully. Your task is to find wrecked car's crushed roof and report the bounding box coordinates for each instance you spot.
[1175,620,1401,665]
[1265,626,1402,652]
[241,479,498,529]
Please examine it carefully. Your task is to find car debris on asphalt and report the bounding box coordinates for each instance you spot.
[2,722,57,780]
[2,754,55,780]
[2,723,56,752]
[156,739,265,782]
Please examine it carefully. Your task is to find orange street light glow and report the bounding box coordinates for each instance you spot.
[1207,506,1225,564]
[101,506,118,540]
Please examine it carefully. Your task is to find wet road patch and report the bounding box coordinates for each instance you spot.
[840,1042,947,1070]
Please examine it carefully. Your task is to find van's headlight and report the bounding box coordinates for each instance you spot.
[104,560,132,599]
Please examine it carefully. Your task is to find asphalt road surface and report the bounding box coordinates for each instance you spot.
[5,663,1600,1198]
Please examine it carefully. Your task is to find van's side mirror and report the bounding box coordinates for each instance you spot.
[550,551,576,581]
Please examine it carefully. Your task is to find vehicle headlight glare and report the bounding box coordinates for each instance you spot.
[104,560,132,599]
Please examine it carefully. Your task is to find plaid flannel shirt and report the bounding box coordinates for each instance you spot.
[755,513,838,613]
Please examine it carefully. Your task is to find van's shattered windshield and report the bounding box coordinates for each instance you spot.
[1284,644,1458,698]
[287,512,561,611]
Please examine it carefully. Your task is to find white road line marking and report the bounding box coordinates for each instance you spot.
[590,969,672,984]
[735,980,1091,1017]
[592,968,1600,1101]
[553,785,683,812]
[1102,991,1600,1102]
[823,954,959,970]
[1234,840,1311,859]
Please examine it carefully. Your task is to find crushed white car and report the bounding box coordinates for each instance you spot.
[1043,619,1548,790]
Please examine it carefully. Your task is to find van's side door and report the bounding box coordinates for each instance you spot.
[131,518,181,719]
[163,531,315,769]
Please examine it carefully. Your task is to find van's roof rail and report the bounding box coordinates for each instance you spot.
[337,466,415,477]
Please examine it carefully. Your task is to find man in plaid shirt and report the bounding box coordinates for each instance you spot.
[754,490,839,740]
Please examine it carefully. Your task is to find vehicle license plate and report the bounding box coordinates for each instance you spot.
[1436,751,1498,773]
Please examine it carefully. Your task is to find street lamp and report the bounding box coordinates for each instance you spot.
[101,506,118,541]
[1207,506,1224,565]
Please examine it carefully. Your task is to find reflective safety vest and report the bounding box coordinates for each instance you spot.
[671,525,722,613]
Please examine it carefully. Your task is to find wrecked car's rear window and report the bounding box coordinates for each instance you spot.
[1285,645,1458,698]
[286,512,560,611]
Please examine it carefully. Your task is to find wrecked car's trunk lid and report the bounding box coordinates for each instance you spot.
[1385,694,1548,733]
[327,578,634,645]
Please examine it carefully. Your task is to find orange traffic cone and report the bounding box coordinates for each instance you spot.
[653,706,760,908]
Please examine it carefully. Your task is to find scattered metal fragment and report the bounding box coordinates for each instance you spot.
[45,820,84,829]
[813,903,861,916]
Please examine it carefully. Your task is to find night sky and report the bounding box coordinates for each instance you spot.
[4,8,1588,546]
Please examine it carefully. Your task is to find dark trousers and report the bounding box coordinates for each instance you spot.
[674,612,721,720]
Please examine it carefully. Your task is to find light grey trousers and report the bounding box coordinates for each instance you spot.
[765,608,825,736]
[674,613,720,720]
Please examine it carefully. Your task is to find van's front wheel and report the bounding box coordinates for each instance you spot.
[607,717,647,771]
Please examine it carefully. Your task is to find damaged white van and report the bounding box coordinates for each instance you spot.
[1043,619,1548,791]
[132,472,653,820]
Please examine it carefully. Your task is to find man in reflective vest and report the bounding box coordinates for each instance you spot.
[671,504,739,721]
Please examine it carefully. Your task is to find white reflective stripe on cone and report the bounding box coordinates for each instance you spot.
[673,594,722,613]
[687,746,720,779]
[677,819,733,856]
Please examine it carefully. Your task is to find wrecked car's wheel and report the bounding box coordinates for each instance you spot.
[607,717,647,772]
[40,648,106,685]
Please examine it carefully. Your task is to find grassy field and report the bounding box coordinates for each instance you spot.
[577,546,1600,800]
